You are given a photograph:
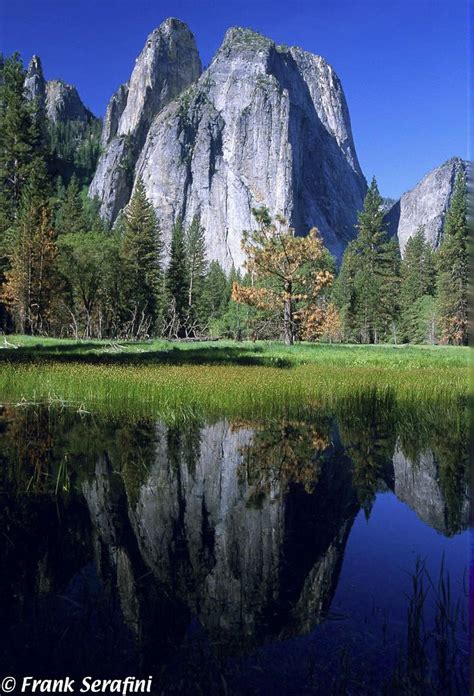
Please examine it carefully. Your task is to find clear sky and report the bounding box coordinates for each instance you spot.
[0,0,469,199]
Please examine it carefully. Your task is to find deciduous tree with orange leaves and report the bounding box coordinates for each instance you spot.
[231,207,334,344]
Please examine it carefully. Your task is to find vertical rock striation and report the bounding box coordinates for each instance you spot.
[89,17,202,221]
[90,21,366,267]
[119,420,358,651]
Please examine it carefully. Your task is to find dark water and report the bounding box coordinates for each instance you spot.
[0,403,468,695]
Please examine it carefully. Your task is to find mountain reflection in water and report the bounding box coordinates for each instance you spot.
[0,404,468,695]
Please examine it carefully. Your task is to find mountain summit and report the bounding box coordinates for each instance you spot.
[89,19,367,268]
[25,54,93,123]
[89,18,202,223]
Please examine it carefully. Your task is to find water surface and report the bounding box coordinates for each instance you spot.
[0,403,468,694]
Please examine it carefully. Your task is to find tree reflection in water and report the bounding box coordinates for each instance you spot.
[0,400,468,693]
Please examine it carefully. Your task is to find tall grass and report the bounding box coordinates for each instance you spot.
[387,558,468,695]
[0,361,468,422]
[0,337,469,421]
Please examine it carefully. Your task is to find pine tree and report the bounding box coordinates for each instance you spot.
[2,160,60,334]
[216,266,249,340]
[48,117,102,187]
[83,196,107,234]
[338,178,400,343]
[57,231,120,338]
[436,170,468,345]
[120,179,163,337]
[202,260,229,321]
[0,54,41,217]
[166,216,189,337]
[0,53,43,329]
[232,209,333,345]
[399,227,436,342]
[401,227,436,303]
[332,241,358,341]
[56,174,87,235]
[185,214,208,332]
[401,295,437,345]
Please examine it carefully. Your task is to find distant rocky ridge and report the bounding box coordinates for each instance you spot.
[89,17,367,268]
[385,157,467,256]
[24,54,94,123]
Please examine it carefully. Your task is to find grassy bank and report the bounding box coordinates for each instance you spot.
[0,335,469,368]
[0,336,469,421]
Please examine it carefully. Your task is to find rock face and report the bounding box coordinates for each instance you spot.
[90,20,366,268]
[392,444,469,535]
[79,419,358,653]
[385,157,467,255]
[45,80,93,123]
[25,54,93,123]
[24,55,46,104]
[89,17,202,222]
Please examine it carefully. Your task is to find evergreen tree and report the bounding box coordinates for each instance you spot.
[1,160,60,334]
[0,53,46,329]
[54,176,67,204]
[217,267,251,340]
[401,294,437,345]
[202,260,230,321]
[83,196,107,234]
[337,178,400,343]
[47,117,102,187]
[185,214,208,331]
[400,227,436,303]
[166,216,189,337]
[120,179,163,337]
[0,53,41,216]
[436,170,468,345]
[399,227,436,342]
[55,174,87,235]
[57,231,119,338]
[332,241,358,341]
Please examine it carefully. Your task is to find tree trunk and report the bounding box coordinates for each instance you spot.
[283,280,293,345]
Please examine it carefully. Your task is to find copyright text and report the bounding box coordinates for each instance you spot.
[1,676,153,695]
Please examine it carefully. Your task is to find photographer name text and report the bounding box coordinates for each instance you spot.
[1,677,153,695]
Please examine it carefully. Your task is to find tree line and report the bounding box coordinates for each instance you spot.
[332,175,468,346]
[0,53,468,345]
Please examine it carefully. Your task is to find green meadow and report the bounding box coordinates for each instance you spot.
[0,336,469,422]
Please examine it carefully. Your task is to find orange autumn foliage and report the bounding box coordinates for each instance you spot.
[231,209,334,343]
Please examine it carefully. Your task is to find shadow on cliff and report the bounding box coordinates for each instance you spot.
[384,199,401,239]
[0,342,292,368]
[267,47,367,252]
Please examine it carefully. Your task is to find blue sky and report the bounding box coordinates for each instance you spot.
[0,0,469,198]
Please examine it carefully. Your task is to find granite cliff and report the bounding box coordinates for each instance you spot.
[24,54,93,123]
[24,24,466,268]
[89,17,202,224]
[89,18,367,268]
[385,157,467,255]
